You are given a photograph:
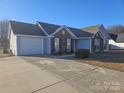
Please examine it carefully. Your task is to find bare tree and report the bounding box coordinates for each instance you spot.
[0,20,9,49]
[107,25,124,34]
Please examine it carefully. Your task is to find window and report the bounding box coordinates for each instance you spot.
[54,38,60,52]
[67,39,71,52]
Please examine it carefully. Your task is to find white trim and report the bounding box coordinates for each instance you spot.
[36,22,49,36]
[8,21,13,39]
[64,26,78,39]
[49,36,55,37]
[92,27,104,40]
[19,36,44,55]
[76,37,92,39]
[50,26,63,36]
[48,37,51,54]
[16,34,46,38]
[92,32,97,38]
[98,31,104,39]
[91,25,102,38]
[50,26,78,39]
[92,31,104,39]
[42,39,44,54]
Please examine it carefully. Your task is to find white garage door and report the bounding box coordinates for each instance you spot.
[75,39,91,52]
[20,36,43,55]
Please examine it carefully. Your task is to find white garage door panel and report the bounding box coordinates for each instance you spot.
[76,39,90,50]
[20,37,43,55]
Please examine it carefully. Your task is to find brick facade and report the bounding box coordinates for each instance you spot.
[51,28,74,54]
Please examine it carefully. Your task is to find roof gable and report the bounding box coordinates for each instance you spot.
[10,20,46,36]
[51,26,77,38]
[81,24,102,34]
[38,21,93,38]
[38,22,61,35]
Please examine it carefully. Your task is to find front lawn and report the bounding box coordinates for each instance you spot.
[80,51,124,72]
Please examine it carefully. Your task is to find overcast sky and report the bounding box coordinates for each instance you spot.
[0,0,124,28]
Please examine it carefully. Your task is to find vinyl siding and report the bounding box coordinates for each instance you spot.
[10,29,17,55]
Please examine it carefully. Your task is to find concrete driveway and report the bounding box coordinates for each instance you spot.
[0,56,124,93]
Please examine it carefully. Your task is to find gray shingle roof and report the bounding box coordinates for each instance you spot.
[38,22,93,37]
[38,22,61,35]
[81,24,102,34]
[68,27,93,37]
[10,20,46,36]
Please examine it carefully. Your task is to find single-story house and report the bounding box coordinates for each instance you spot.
[81,24,110,52]
[109,33,124,50]
[8,20,107,56]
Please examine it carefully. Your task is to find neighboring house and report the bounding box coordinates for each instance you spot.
[109,33,124,50]
[81,24,110,52]
[9,20,105,56]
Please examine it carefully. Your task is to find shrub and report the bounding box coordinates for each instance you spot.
[75,49,90,59]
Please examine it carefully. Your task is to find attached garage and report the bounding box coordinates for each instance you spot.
[9,20,46,56]
[75,38,92,53]
[18,36,44,55]
[9,20,105,56]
